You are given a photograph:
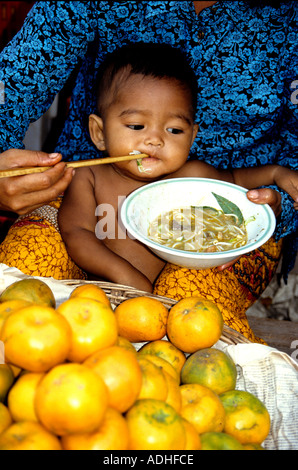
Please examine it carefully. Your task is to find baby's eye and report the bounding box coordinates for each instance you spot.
[127,124,144,131]
[167,128,184,135]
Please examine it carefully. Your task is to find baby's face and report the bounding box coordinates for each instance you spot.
[100,74,198,180]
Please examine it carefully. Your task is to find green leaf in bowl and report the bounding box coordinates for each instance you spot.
[211,192,244,226]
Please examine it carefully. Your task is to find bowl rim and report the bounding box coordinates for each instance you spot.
[121,177,276,260]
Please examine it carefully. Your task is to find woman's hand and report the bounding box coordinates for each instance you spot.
[0,149,74,215]
[246,187,282,217]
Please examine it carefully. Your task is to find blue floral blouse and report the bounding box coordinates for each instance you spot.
[0,1,297,276]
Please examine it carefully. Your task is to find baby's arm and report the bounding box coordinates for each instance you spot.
[232,165,298,208]
[175,161,298,213]
[58,168,153,291]
[271,166,298,209]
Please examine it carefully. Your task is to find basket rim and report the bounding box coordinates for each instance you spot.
[60,279,251,346]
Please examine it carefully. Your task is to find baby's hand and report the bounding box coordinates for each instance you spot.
[274,167,298,209]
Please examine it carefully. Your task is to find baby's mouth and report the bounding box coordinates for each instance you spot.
[130,150,153,174]
[136,157,153,174]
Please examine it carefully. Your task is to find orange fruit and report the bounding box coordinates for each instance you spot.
[138,339,186,374]
[0,299,32,332]
[57,297,118,362]
[126,399,186,450]
[0,364,15,402]
[7,364,22,378]
[141,354,180,383]
[163,371,182,413]
[114,296,168,342]
[35,362,108,436]
[243,443,265,450]
[61,407,129,450]
[7,372,44,422]
[69,284,111,307]
[181,418,201,450]
[166,297,224,353]
[0,421,62,450]
[84,346,142,413]
[181,347,237,395]
[220,390,271,444]
[0,403,12,434]
[180,383,225,434]
[0,279,56,308]
[200,432,245,450]
[137,356,168,401]
[0,305,71,372]
[116,336,137,353]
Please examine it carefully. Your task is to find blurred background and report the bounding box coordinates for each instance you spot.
[0,1,34,50]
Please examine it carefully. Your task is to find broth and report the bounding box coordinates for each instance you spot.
[148,206,247,253]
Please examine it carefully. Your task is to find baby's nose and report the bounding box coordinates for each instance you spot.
[144,130,164,147]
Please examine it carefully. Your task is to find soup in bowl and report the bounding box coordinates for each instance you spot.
[120,178,276,269]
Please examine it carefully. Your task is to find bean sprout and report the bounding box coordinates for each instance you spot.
[148,206,248,253]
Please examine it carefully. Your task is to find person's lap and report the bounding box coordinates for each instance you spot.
[0,199,282,343]
[0,197,86,280]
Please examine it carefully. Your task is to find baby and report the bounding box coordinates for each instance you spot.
[58,42,298,292]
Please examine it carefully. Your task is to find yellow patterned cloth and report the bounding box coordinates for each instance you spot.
[0,197,86,280]
[154,237,283,344]
[0,199,282,343]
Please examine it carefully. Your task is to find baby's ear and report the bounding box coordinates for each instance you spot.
[191,124,199,145]
[89,114,106,150]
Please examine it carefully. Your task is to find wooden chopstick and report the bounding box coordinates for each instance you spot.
[0,153,149,178]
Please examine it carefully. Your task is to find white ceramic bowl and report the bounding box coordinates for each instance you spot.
[120,178,276,269]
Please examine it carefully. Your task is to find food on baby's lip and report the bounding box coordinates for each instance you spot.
[129,150,152,174]
[137,158,152,174]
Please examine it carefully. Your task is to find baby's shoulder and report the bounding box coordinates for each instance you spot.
[77,164,109,183]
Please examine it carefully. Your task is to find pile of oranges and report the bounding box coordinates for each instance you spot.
[0,279,271,450]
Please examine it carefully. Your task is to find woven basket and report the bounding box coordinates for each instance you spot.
[60,279,251,346]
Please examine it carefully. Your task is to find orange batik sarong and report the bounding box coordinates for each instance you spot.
[0,197,86,280]
[0,198,282,343]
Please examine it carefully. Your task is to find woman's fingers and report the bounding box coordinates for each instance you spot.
[18,166,74,214]
[0,149,62,170]
[246,188,281,217]
[0,150,73,215]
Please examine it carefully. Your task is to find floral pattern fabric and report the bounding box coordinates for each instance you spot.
[0,1,297,276]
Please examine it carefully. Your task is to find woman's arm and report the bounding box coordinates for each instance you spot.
[249,13,298,238]
[0,1,100,212]
[58,168,153,292]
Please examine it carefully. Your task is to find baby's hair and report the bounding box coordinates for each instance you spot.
[95,42,198,119]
